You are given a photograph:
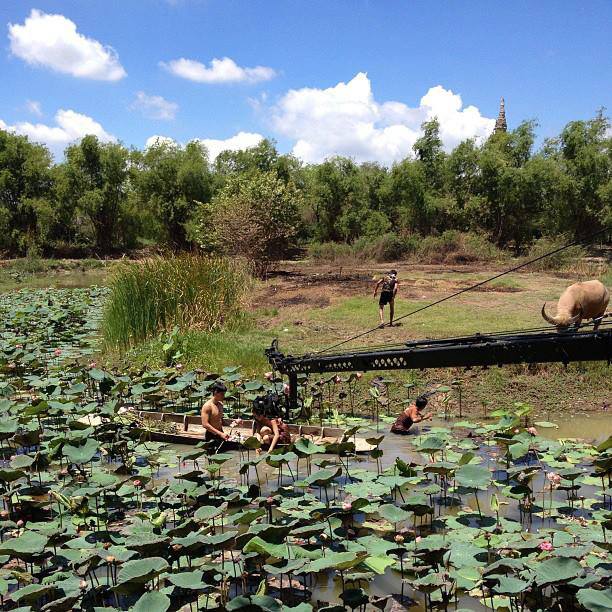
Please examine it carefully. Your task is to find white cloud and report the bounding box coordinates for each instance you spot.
[8,9,126,81]
[25,100,43,117]
[270,73,495,164]
[161,57,276,84]
[198,131,264,159]
[130,92,178,121]
[145,131,264,161]
[1,109,115,157]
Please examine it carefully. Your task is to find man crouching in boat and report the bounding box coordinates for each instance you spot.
[201,381,230,444]
[252,394,291,453]
[391,396,432,434]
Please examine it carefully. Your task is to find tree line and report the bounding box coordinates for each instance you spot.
[0,112,610,263]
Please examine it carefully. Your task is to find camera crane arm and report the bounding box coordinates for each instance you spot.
[266,326,612,412]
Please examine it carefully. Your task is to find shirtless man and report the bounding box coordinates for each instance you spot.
[201,382,229,443]
[374,269,399,327]
[390,396,433,435]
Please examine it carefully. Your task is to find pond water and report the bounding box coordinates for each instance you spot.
[157,412,611,610]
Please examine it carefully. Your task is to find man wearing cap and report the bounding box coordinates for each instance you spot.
[374,269,399,327]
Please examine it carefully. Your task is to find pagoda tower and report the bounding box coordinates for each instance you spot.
[494,97,507,133]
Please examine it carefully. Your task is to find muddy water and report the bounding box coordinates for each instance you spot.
[161,414,611,611]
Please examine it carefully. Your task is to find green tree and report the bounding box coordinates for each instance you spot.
[62,135,132,253]
[0,129,53,253]
[134,140,212,248]
[197,170,302,275]
[544,111,611,235]
[413,118,445,191]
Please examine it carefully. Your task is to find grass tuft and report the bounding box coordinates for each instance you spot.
[103,255,252,349]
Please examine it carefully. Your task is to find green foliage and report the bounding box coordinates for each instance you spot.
[0,110,610,260]
[103,255,251,348]
[133,140,212,248]
[196,170,302,274]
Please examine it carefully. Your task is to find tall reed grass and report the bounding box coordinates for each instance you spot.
[103,255,251,349]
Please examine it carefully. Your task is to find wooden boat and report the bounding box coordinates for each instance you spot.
[133,410,375,453]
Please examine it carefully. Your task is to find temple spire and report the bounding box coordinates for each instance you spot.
[494,97,507,133]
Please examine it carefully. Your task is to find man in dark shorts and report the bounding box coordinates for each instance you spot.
[391,396,432,434]
[374,269,399,327]
[201,381,229,444]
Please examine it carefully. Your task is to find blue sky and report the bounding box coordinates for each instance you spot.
[1,1,610,162]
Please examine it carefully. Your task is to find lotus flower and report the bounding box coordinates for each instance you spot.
[546,472,561,488]
[133,480,142,488]
[15,344,22,349]
[527,426,538,436]
[415,536,422,543]
[88,361,97,368]
[54,349,62,356]
[356,372,363,379]
[334,376,341,384]
[175,363,183,370]
[79,580,87,590]
[105,555,116,563]
[264,371,273,380]
[266,496,274,505]
[342,501,352,511]
[283,383,290,396]
[16,520,24,528]
[394,534,405,544]
[539,541,553,551]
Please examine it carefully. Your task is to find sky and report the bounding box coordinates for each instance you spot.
[1,1,610,163]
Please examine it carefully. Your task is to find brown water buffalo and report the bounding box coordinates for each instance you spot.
[541,280,609,330]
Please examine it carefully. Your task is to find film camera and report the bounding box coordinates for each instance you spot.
[252,391,285,419]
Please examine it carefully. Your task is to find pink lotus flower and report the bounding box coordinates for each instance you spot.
[527,427,538,436]
[16,519,24,528]
[342,501,352,511]
[88,362,97,369]
[356,372,363,379]
[54,349,62,356]
[264,371,273,380]
[334,376,341,384]
[415,536,422,543]
[15,344,22,349]
[79,579,88,590]
[546,472,561,488]
[133,480,142,488]
[175,363,183,370]
[394,534,405,543]
[539,541,553,551]
[513,429,520,434]
[266,496,274,505]
[283,383,290,396]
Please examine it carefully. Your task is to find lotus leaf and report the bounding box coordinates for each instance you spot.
[166,571,206,589]
[455,464,492,490]
[533,557,583,586]
[576,588,612,612]
[116,557,169,585]
[309,551,367,572]
[132,591,171,612]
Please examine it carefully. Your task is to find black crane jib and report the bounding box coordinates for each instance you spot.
[266,328,612,410]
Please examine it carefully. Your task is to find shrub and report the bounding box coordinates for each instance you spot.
[307,241,355,262]
[353,233,417,262]
[103,255,251,349]
[524,235,588,271]
[195,171,302,276]
[416,231,504,264]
